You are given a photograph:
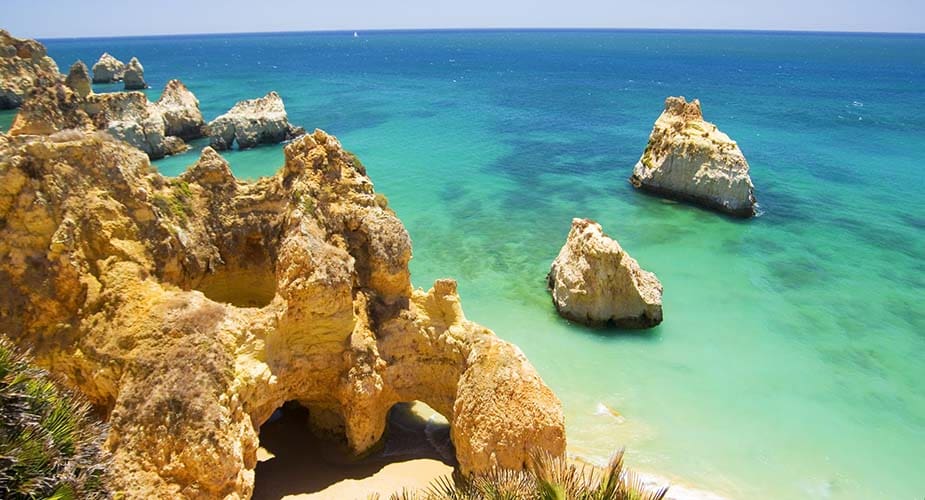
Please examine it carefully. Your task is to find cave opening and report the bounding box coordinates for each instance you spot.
[252,401,455,499]
[191,236,277,308]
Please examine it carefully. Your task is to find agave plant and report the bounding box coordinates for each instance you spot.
[0,337,110,499]
[375,449,669,500]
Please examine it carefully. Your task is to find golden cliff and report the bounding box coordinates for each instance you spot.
[0,128,566,499]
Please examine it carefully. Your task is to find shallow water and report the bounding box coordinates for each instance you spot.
[41,30,925,499]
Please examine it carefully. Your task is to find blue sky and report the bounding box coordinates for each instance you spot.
[6,0,924,38]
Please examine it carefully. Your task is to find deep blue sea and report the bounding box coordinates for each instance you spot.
[7,30,924,499]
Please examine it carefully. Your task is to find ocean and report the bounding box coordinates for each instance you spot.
[10,29,924,498]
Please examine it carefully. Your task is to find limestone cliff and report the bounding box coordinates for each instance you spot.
[208,91,305,150]
[630,97,758,217]
[0,29,60,109]
[548,218,663,328]
[0,129,566,499]
[65,60,92,98]
[9,78,205,159]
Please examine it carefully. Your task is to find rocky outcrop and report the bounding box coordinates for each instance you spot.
[0,129,566,499]
[208,91,304,150]
[630,97,758,217]
[91,52,125,83]
[65,60,92,98]
[548,219,663,328]
[0,30,60,109]
[155,79,206,139]
[9,79,205,159]
[123,57,146,90]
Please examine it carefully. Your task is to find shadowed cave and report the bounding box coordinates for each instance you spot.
[252,402,455,499]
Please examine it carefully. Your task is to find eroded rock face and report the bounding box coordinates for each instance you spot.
[156,79,206,139]
[123,57,146,90]
[0,29,60,109]
[92,52,125,83]
[208,91,305,150]
[65,60,92,98]
[0,129,566,499]
[630,97,758,217]
[9,79,204,159]
[548,218,663,328]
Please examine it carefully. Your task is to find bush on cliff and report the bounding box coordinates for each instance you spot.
[0,337,110,499]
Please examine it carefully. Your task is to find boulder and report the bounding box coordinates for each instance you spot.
[0,29,60,109]
[64,60,92,98]
[91,52,125,83]
[630,96,758,217]
[123,56,146,90]
[548,218,663,328]
[0,129,566,498]
[208,91,304,150]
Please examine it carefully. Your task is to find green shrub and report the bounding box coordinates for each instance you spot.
[0,337,110,499]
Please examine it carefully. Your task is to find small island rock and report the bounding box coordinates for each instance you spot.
[630,96,758,217]
[122,56,146,90]
[548,218,663,328]
[91,52,125,83]
[154,79,205,139]
[208,91,305,150]
[64,60,92,97]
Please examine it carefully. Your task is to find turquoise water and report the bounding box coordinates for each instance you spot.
[40,31,925,499]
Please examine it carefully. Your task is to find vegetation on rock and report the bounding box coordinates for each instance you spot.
[0,337,110,500]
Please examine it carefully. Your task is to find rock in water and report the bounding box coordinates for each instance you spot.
[548,218,663,328]
[64,60,92,98]
[0,129,566,498]
[122,56,146,90]
[91,52,125,83]
[0,29,60,109]
[630,96,758,217]
[208,91,305,150]
[154,79,205,139]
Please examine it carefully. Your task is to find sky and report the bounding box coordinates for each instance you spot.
[5,0,924,38]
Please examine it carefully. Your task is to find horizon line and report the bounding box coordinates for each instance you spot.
[34,26,925,41]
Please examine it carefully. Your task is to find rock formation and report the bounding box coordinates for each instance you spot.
[0,128,566,499]
[9,78,205,159]
[0,29,60,109]
[65,60,92,98]
[548,218,663,328]
[208,91,304,150]
[91,52,125,83]
[123,56,146,90]
[630,97,758,217]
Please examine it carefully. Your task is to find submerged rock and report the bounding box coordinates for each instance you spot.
[208,91,305,150]
[8,78,204,159]
[548,218,663,328]
[630,96,758,217]
[91,52,125,83]
[0,129,566,498]
[64,60,92,98]
[0,29,60,109]
[123,56,146,90]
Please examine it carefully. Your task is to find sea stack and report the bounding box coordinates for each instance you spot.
[208,91,305,150]
[630,96,758,217]
[91,52,125,83]
[123,56,146,90]
[154,79,206,139]
[64,60,92,97]
[548,218,663,328]
[0,29,60,109]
